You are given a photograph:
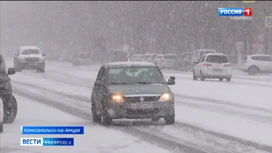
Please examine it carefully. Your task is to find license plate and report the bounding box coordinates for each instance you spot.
[131,103,153,109]
[213,69,223,72]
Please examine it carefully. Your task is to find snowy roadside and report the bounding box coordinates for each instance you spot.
[0,94,172,153]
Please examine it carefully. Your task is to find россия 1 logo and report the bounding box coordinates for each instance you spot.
[218,8,252,20]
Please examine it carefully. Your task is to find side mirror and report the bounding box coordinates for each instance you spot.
[8,68,16,75]
[42,53,46,56]
[167,76,175,85]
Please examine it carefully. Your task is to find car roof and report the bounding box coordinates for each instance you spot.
[106,61,156,67]
[19,46,40,50]
[204,53,228,56]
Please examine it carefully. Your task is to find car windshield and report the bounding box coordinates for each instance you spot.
[206,55,229,63]
[107,67,166,85]
[200,51,215,56]
[164,55,176,59]
[21,49,40,55]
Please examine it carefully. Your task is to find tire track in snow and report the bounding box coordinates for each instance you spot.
[12,81,272,153]
[12,85,205,153]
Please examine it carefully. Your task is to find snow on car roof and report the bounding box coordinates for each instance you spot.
[204,53,227,56]
[107,61,156,67]
[19,46,40,50]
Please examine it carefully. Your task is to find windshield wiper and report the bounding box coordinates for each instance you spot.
[108,82,127,85]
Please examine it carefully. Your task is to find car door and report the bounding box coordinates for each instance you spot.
[263,56,272,72]
[195,56,205,76]
[92,66,105,110]
[95,67,107,112]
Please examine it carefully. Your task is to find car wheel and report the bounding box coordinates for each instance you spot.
[102,110,112,126]
[0,122,3,133]
[165,114,175,125]
[226,77,231,82]
[92,105,101,123]
[151,117,160,122]
[200,71,205,81]
[219,77,223,81]
[3,95,17,123]
[193,71,197,80]
[248,66,258,75]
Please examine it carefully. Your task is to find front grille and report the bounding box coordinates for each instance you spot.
[124,96,160,103]
[126,109,160,116]
[25,57,39,62]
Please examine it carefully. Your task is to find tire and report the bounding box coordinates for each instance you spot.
[226,77,231,82]
[248,66,258,75]
[92,105,101,123]
[0,122,3,133]
[151,117,160,122]
[219,77,223,81]
[165,114,175,125]
[200,71,205,81]
[102,110,112,126]
[193,71,197,80]
[3,95,17,123]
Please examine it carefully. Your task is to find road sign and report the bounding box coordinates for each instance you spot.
[265,16,272,28]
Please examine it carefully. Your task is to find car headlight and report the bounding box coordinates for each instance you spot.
[159,93,172,102]
[111,93,124,103]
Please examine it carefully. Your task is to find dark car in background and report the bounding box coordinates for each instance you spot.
[91,62,176,125]
[175,52,192,71]
[72,52,92,66]
[106,50,130,62]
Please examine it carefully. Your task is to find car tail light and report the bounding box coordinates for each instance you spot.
[224,64,231,67]
[204,63,212,66]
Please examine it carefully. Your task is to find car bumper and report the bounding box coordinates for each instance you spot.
[107,102,175,119]
[202,69,232,78]
[19,61,45,69]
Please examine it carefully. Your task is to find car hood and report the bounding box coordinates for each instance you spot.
[107,84,171,95]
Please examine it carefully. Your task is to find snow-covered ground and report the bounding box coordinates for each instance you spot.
[0,95,171,153]
[2,59,272,152]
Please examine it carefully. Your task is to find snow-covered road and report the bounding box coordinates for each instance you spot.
[1,59,272,153]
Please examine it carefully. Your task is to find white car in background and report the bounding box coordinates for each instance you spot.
[162,54,177,69]
[193,53,232,81]
[191,49,216,66]
[153,54,164,68]
[14,46,46,72]
[130,54,144,61]
[143,53,157,63]
[0,98,3,133]
[239,54,272,75]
